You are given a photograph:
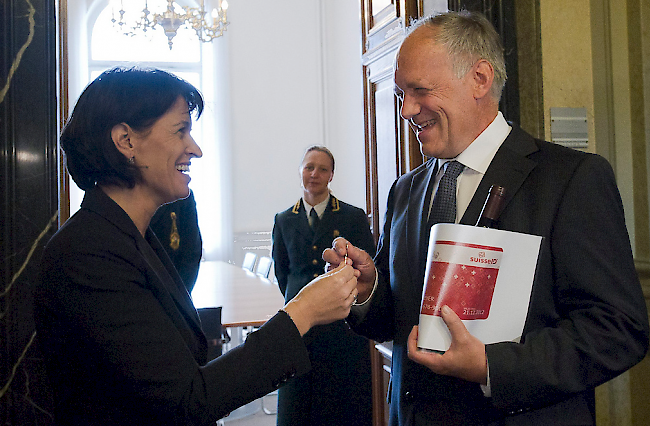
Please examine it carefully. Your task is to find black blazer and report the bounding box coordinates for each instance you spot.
[348,125,650,425]
[34,187,311,426]
[272,196,376,425]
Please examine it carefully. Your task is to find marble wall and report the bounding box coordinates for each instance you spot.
[1,0,59,423]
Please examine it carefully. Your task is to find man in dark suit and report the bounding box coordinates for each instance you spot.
[273,146,376,425]
[324,11,649,425]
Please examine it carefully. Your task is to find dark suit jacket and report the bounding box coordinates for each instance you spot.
[34,187,311,426]
[348,125,649,425]
[272,196,376,426]
[150,190,202,292]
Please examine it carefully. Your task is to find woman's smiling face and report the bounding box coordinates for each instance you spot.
[131,96,203,206]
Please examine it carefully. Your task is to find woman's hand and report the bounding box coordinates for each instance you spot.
[283,262,358,336]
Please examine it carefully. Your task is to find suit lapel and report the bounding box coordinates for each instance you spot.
[406,160,438,286]
[460,125,539,226]
[138,231,205,341]
[146,231,202,325]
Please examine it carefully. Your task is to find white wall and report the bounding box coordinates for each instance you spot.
[225,0,366,236]
[321,1,367,211]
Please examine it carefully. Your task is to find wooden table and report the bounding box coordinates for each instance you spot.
[191,260,285,328]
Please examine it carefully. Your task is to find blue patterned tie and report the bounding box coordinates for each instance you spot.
[428,160,465,226]
[420,160,465,271]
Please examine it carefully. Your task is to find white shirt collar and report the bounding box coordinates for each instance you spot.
[437,111,511,173]
[303,194,330,219]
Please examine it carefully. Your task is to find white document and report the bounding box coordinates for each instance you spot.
[417,223,542,352]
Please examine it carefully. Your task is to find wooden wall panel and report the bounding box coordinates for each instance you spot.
[362,0,421,240]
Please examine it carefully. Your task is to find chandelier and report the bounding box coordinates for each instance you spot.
[112,0,229,49]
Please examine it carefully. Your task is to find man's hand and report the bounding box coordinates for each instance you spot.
[407,305,488,384]
[322,237,376,303]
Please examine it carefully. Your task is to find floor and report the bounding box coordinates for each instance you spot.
[223,394,277,426]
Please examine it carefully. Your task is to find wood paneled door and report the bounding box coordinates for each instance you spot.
[361,0,423,241]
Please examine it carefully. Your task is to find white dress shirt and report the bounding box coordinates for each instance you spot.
[428,112,512,223]
[303,194,330,225]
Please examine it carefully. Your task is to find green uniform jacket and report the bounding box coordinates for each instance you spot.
[272,196,376,426]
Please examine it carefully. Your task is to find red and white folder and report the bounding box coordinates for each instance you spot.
[418,223,542,352]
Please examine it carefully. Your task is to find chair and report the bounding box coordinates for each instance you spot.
[262,389,278,415]
[242,252,257,272]
[251,255,277,414]
[255,256,273,279]
[197,307,230,362]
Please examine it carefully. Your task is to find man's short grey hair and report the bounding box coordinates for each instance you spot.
[406,10,507,101]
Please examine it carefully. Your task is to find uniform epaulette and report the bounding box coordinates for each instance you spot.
[330,196,340,212]
[291,200,301,214]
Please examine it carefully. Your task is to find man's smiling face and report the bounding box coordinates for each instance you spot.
[393,28,481,159]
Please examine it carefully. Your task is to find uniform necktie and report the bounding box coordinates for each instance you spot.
[428,160,465,227]
[309,208,320,229]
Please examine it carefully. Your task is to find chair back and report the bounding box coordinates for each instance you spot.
[242,252,257,272]
[255,256,273,278]
[197,307,224,361]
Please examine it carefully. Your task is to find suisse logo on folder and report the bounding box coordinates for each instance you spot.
[421,241,503,321]
[418,224,542,352]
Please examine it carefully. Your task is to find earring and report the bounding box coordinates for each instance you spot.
[128,156,135,165]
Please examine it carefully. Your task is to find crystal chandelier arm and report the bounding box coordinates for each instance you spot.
[112,0,229,48]
[153,0,189,49]
[185,0,228,42]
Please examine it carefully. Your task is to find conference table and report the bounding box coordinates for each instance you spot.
[191,260,285,328]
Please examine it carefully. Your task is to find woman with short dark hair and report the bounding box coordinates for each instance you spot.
[35,67,360,426]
